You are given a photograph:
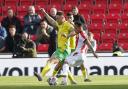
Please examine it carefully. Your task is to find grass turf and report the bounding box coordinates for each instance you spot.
[0,76,127,89]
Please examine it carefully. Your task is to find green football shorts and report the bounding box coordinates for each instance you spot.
[52,48,71,63]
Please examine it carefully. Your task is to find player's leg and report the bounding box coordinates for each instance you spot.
[47,49,72,85]
[80,53,91,82]
[52,61,62,77]
[61,53,77,85]
[56,63,77,85]
[41,57,56,77]
[80,64,91,82]
[41,48,62,77]
[34,56,57,81]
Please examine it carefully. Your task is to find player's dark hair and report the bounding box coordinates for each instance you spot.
[67,12,73,16]
[74,21,82,27]
[56,11,64,16]
[8,24,16,29]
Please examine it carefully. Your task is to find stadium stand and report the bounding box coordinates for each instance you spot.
[118,42,128,50]
[37,44,49,52]
[121,13,128,23]
[93,33,101,45]
[78,3,91,15]
[88,23,103,34]
[34,0,49,6]
[17,6,28,16]
[118,23,128,33]
[19,0,34,6]
[94,0,108,5]
[110,0,123,4]
[4,0,19,6]
[101,33,116,43]
[104,23,118,34]
[97,43,113,51]
[90,14,105,24]
[108,3,122,14]
[118,33,128,43]
[105,13,120,24]
[91,4,107,15]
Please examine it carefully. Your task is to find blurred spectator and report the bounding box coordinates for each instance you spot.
[49,7,57,20]
[1,8,22,35]
[5,24,21,54]
[24,6,41,35]
[44,8,57,24]
[72,6,88,33]
[112,41,124,56]
[36,20,57,57]
[88,32,97,52]
[0,22,7,52]
[16,32,37,58]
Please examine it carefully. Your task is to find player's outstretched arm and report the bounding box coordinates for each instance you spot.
[40,8,58,29]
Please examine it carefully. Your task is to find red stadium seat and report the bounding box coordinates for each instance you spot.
[93,33,101,44]
[98,43,113,51]
[88,23,103,33]
[118,33,128,43]
[65,0,79,5]
[81,14,90,23]
[123,3,128,14]
[90,14,105,24]
[17,6,28,16]
[108,4,122,14]
[50,0,64,5]
[34,0,49,6]
[110,0,123,4]
[78,3,91,15]
[37,44,49,52]
[118,42,128,51]
[19,0,34,6]
[80,0,93,4]
[0,0,4,6]
[104,23,118,34]
[101,33,116,43]
[95,0,108,5]
[118,23,128,33]
[18,15,24,26]
[2,6,17,16]
[5,0,19,6]
[0,16,3,21]
[92,4,107,15]
[0,7,2,16]
[121,13,128,23]
[105,13,120,24]
[63,4,72,14]
[30,35,37,41]
[47,4,62,12]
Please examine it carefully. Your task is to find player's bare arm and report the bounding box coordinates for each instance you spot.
[40,8,58,29]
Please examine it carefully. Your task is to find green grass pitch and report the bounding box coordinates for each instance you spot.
[0,76,128,89]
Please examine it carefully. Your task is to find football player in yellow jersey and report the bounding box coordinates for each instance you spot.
[34,8,76,82]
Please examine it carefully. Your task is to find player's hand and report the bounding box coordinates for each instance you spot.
[94,53,99,59]
[40,8,46,13]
